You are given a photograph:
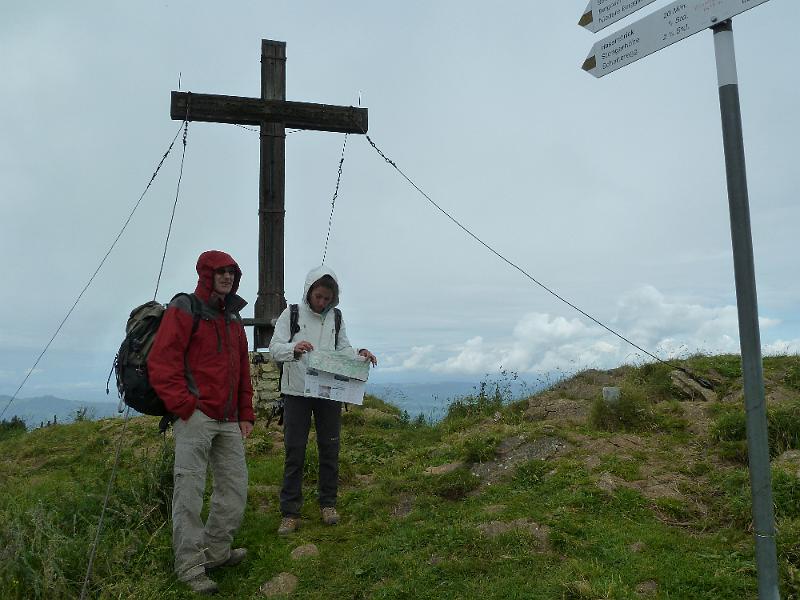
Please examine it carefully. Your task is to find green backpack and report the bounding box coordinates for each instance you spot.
[112,293,200,419]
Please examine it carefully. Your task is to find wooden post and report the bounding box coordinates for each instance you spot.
[255,40,287,349]
[169,39,368,349]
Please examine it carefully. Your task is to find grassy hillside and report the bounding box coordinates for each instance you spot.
[1,355,799,599]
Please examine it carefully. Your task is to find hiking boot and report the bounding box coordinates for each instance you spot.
[278,516,300,535]
[321,507,339,525]
[206,547,247,570]
[184,573,219,595]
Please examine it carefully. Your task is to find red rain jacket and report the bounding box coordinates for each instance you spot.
[148,250,255,423]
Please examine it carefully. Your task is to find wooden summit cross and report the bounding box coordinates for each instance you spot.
[170,39,368,349]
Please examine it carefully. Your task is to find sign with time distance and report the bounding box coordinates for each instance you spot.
[582,0,772,77]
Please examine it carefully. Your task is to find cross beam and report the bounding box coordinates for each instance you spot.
[170,92,367,133]
[169,39,368,349]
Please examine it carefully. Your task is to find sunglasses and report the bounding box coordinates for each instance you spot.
[214,267,236,276]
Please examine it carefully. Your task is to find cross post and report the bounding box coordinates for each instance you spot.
[170,39,368,348]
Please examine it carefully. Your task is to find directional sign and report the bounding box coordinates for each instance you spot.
[579,0,657,33]
[582,0,772,77]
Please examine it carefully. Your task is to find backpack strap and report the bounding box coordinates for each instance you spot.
[170,292,202,338]
[288,304,300,342]
[334,308,342,349]
[287,303,341,347]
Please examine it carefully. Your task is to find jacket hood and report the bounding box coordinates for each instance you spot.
[302,265,340,311]
[195,250,242,303]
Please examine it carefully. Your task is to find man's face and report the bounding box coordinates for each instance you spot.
[309,286,334,313]
[213,266,236,296]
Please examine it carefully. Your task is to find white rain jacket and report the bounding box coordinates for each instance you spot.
[269,266,356,397]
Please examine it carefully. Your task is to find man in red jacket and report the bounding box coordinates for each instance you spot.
[148,250,255,595]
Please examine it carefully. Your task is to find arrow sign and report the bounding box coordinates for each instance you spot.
[579,0,657,33]
[582,0,772,77]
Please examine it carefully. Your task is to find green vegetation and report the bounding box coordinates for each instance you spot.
[1,354,800,598]
[0,415,27,441]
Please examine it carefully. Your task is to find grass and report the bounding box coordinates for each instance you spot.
[1,355,799,598]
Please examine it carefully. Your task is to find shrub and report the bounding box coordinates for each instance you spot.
[711,403,800,461]
[588,385,654,432]
[513,459,549,488]
[459,434,499,464]
[425,467,480,501]
[0,416,27,441]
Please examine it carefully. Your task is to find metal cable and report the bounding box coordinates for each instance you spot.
[0,120,188,422]
[362,134,712,388]
[78,407,132,600]
[153,120,190,300]
[322,134,349,264]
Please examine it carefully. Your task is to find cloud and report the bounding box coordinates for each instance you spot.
[378,285,800,377]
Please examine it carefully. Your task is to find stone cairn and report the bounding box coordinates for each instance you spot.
[248,352,281,420]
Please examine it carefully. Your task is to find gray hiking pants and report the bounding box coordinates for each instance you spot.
[172,409,248,581]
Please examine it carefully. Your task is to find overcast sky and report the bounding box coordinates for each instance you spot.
[1,1,798,405]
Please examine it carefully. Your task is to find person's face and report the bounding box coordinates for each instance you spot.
[309,286,334,313]
[213,266,236,296]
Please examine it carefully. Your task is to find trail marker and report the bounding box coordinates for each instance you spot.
[580,1,780,598]
[579,0,657,33]
[582,0,771,77]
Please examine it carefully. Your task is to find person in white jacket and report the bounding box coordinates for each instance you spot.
[269,266,377,534]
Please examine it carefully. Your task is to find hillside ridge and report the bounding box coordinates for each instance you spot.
[1,354,799,598]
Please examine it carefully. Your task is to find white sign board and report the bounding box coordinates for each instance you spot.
[579,0,657,33]
[303,351,370,405]
[582,0,772,77]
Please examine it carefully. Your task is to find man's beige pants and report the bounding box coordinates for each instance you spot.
[172,409,248,581]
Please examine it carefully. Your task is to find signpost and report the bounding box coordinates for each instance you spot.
[580,1,780,599]
[582,0,772,77]
[579,0,657,33]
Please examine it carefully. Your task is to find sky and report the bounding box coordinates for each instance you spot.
[1,1,798,406]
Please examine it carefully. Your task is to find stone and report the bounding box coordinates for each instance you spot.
[629,541,646,553]
[391,494,415,518]
[670,370,717,402]
[424,462,464,475]
[476,518,550,550]
[291,544,319,560]
[260,572,298,597]
[636,580,658,595]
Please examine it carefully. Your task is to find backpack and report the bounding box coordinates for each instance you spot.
[112,293,200,419]
[267,304,342,427]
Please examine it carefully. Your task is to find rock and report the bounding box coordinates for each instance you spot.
[775,449,800,478]
[260,572,298,597]
[471,436,568,485]
[391,494,415,518]
[670,371,717,402]
[476,518,549,549]
[483,504,506,515]
[424,462,464,475]
[636,580,658,595]
[596,471,620,494]
[629,541,646,553]
[291,544,319,560]
[525,397,588,424]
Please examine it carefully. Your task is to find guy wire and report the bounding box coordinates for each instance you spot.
[0,119,189,422]
[322,134,349,265]
[362,133,712,389]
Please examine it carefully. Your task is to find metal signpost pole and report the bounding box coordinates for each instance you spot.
[712,20,780,600]
[579,1,783,596]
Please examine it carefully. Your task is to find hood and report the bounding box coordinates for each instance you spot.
[302,265,341,311]
[195,250,242,303]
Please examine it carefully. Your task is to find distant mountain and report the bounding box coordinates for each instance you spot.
[1,377,542,428]
[0,395,123,429]
[366,378,543,421]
